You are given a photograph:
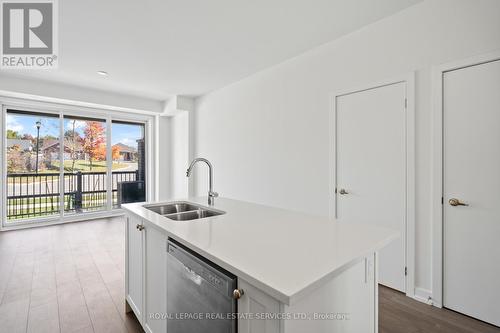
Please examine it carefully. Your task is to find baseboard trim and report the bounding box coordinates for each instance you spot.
[413,287,436,306]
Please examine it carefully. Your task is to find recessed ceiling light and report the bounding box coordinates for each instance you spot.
[97,71,108,77]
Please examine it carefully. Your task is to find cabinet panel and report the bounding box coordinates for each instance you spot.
[144,224,167,333]
[126,215,144,321]
[283,254,376,333]
[238,279,280,333]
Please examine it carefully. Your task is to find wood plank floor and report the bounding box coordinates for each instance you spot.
[379,286,500,333]
[1,217,499,333]
[0,217,143,333]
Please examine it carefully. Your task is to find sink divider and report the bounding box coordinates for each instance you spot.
[163,209,202,219]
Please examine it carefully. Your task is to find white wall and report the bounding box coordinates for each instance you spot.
[170,111,190,198]
[193,0,500,296]
[0,74,163,113]
[157,116,172,200]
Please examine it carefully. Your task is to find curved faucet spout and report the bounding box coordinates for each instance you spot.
[186,158,219,205]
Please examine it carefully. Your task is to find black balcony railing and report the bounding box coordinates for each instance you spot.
[6,170,138,220]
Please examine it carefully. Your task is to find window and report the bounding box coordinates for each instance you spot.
[3,106,151,225]
[63,116,108,214]
[111,121,146,208]
[6,110,61,220]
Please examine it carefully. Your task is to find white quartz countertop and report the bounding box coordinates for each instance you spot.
[123,197,397,305]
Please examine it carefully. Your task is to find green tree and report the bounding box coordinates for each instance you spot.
[7,129,20,139]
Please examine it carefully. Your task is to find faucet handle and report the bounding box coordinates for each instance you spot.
[209,191,219,198]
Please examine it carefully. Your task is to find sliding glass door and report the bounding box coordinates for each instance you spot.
[4,108,149,225]
[5,110,61,220]
[63,116,108,214]
[111,121,146,208]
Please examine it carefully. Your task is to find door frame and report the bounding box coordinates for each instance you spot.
[329,72,416,297]
[431,49,500,308]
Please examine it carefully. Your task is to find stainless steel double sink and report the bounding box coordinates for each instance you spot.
[144,201,225,221]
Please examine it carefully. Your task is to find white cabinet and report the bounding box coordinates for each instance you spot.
[238,254,377,333]
[144,224,167,333]
[125,214,168,333]
[282,254,376,333]
[126,214,144,322]
[238,279,281,333]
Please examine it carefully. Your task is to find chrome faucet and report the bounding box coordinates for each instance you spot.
[186,158,219,206]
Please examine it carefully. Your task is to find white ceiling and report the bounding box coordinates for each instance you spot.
[1,0,421,101]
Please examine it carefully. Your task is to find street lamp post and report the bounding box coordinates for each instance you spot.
[35,120,41,173]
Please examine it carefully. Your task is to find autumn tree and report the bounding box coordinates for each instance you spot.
[82,121,105,171]
[94,145,106,161]
[112,146,121,161]
[7,145,27,172]
[21,133,34,142]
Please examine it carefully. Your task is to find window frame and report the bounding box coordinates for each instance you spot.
[1,98,156,229]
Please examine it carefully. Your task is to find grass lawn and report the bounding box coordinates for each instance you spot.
[7,160,131,183]
[51,160,128,172]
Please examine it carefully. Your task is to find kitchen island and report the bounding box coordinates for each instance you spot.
[123,197,397,333]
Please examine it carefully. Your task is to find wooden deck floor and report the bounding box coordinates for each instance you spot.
[0,217,498,333]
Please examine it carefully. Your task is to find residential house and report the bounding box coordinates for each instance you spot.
[113,143,137,161]
[6,139,33,152]
[42,139,85,161]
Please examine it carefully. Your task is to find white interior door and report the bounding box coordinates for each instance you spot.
[443,59,500,326]
[335,82,407,292]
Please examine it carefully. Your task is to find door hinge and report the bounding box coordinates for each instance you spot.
[405,267,407,276]
[334,187,337,194]
[441,197,444,205]
[404,98,408,109]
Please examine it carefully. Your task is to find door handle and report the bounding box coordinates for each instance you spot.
[233,289,244,300]
[448,198,468,207]
[339,188,349,195]
[136,224,145,231]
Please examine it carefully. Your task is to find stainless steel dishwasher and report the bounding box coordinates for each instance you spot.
[167,239,237,333]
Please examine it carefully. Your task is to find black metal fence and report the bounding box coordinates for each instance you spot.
[6,170,138,220]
